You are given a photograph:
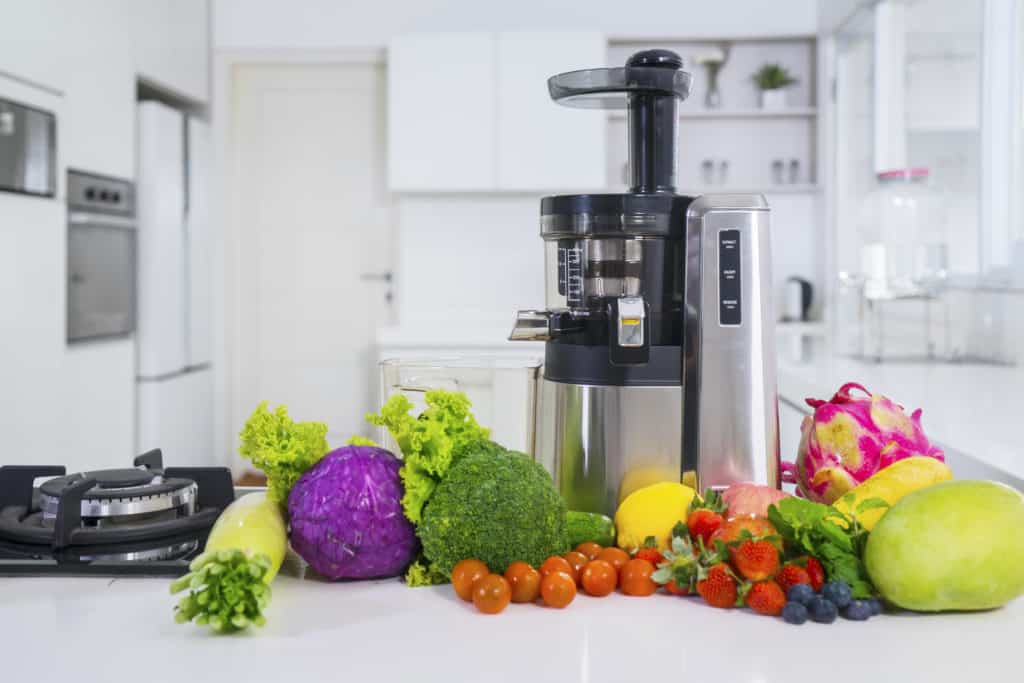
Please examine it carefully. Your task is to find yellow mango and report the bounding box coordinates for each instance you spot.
[833,456,952,530]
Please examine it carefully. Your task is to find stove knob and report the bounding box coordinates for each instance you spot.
[99,190,111,201]
[111,191,121,203]
[85,187,96,200]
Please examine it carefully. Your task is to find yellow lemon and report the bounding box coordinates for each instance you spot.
[617,464,681,504]
[614,482,696,551]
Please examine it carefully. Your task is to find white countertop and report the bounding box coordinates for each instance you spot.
[776,333,1024,481]
[1,574,1021,682]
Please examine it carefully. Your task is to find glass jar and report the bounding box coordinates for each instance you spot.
[857,168,947,298]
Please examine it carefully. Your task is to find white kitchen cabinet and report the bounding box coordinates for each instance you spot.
[130,0,210,103]
[388,30,606,192]
[388,33,497,191]
[496,31,606,191]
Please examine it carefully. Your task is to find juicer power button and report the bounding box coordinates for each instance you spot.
[719,229,742,326]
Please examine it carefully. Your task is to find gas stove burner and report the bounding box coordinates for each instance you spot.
[0,449,235,576]
[38,468,198,523]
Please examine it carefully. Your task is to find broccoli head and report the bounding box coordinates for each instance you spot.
[418,446,569,577]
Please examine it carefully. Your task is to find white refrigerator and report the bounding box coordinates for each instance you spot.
[136,101,213,466]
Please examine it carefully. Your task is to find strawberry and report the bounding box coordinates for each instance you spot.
[804,556,825,592]
[696,563,738,608]
[686,508,724,548]
[745,581,786,616]
[731,539,780,581]
[776,564,811,594]
[665,580,691,596]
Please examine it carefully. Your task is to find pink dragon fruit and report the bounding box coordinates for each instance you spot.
[782,382,944,503]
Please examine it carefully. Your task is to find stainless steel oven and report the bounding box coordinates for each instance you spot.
[0,96,56,197]
[67,170,137,343]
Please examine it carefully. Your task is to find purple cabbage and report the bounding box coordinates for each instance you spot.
[287,445,418,579]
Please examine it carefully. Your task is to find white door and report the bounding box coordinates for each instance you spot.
[137,101,187,377]
[138,369,213,466]
[228,62,395,449]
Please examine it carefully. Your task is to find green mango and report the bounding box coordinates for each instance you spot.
[865,480,1024,611]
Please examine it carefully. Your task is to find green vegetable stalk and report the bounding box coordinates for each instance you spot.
[238,401,329,504]
[171,550,273,633]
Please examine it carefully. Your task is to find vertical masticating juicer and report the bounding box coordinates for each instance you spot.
[509,49,780,516]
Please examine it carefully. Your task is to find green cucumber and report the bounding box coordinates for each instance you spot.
[566,510,616,547]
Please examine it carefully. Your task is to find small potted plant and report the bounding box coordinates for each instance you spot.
[752,63,798,110]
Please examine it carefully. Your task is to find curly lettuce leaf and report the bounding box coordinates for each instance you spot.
[366,390,490,524]
[404,558,449,587]
[238,401,329,504]
[346,435,379,447]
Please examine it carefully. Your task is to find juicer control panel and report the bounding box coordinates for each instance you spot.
[718,229,742,326]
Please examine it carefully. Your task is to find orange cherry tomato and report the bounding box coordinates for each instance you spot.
[540,571,577,608]
[620,558,658,597]
[575,542,603,561]
[452,559,489,602]
[580,559,617,597]
[504,561,541,604]
[596,547,630,574]
[540,556,577,583]
[472,574,512,615]
[563,551,589,581]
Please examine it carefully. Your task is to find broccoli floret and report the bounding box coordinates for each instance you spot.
[418,447,569,577]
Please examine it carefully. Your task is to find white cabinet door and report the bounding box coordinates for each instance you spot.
[388,33,496,191]
[496,31,607,192]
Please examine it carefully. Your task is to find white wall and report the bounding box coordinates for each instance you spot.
[0,2,210,470]
[214,0,818,48]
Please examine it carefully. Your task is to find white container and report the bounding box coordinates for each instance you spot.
[378,356,541,456]
[760,89,788,110]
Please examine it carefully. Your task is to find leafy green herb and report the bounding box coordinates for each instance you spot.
[170,549,273,633]
[767,496,886,599]
[404,557,450,587]
[237,402,329,504]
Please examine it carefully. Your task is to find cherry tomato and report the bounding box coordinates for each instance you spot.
[540,556,577,583]
[634,547,663,565]
[472,574,512,615]
[596,547,630,574]
[620,558,658,597]
[563,551,589,581]
[575,542,603,561]
[540,571,577,608]
[580,559,617,597]
[504,561,541,604]
[452,559,489,602]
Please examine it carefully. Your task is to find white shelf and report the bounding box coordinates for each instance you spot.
[608,107,817,121]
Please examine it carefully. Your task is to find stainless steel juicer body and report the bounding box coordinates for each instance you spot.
[512,50,780,516]
[682,195,780,492]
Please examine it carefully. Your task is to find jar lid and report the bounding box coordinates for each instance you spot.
[540,194,692,238]
[877,168,929,180]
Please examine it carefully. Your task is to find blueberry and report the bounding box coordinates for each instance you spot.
[843,599,873,621]
[808,596,838,624]
[866,598,883,616]
[786,583,815,606]
[822,580,853,609]
[782,601,809,624]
